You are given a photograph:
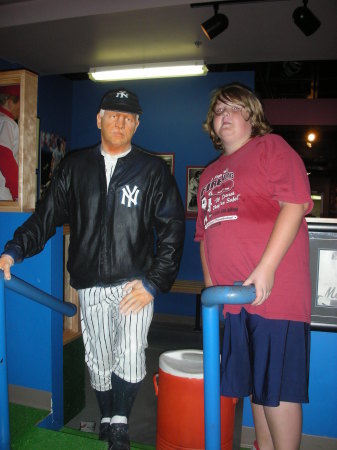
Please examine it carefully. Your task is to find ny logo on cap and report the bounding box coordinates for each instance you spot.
[116,90,128,99]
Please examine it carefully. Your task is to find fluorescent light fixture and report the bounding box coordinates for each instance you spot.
[89,61,208,81]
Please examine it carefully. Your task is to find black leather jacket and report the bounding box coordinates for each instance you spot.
[5,144,185,292]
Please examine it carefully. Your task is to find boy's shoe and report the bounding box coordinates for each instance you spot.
[109,423,130,450]
[98,422,111,441]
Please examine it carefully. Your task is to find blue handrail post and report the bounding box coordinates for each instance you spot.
[5,275,77,317]
[202,303,221,450]
[0,271,77,449]
[0,272,10,450]
[201,285,255,450]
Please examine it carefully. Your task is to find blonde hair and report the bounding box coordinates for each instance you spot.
[203,83,272,150]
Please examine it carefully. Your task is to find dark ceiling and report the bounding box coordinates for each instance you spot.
[208,60,337,99]
[1,0,337,99]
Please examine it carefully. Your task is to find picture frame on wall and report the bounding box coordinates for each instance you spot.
[153,152,175,175]
[39,130,67,198]
[0,69,38,212]
[185,166,204,218]
[308,223,337,331]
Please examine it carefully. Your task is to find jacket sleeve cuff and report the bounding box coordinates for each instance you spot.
[142,278,158,298]
[1,249,19,264]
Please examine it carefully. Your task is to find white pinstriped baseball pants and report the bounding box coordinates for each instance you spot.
[78,284,153,391]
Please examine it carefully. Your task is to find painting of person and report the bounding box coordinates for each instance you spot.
[0,84,20,201]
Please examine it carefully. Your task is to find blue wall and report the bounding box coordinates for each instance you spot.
[1,214,64,426]
[0,58,22,70]
[38,75,73,146]
[1,66,336,438]
[0,69,73,428]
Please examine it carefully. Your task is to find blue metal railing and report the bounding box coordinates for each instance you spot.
[0,271,77,450]
[202,284,255,450]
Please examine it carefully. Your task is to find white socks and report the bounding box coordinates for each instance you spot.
[111,415,127,425]
[101,416,127,425]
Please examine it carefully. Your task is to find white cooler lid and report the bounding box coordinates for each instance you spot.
[159,349,204,379]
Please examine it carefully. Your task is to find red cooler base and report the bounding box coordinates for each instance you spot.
[156,368,236,450]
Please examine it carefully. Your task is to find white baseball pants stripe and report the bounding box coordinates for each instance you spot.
[78,284,153,391]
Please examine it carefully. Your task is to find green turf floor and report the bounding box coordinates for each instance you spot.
[9,403,248,449]
[9,404,155,450]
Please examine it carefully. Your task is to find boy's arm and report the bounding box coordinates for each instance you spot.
[243,201,309,306]
[200,240,213,287]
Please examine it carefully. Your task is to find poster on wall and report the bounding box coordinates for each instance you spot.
[0,69,38,212]
[185,166,204,218]
[308,226,337,331]
[39,130,66,197]
[153,152,174,175]
[316,249,337,307]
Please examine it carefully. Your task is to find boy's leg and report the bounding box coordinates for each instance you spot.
[264,401,302,450]
[248,318,309,450]
[252,400,302,450]
[251,401,274,450]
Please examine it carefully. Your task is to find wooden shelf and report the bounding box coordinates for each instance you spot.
[63,329,82,346]
[170,279,204,294]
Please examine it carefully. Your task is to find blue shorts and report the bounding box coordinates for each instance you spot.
[220,308,310,406]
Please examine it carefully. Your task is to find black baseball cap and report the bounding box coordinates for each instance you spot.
[99,88,143,115]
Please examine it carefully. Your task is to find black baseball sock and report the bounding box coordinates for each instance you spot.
[94,388,114,419]
[110,372,142,419]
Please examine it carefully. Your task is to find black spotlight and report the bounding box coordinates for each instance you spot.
[201,5,228,40]
[293,0,321,36]
[191,2,229,40]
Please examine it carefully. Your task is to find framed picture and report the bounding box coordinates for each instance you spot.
[308,221,337,331]
[0,69,38,212]
[39,130,67,198]
[153,152,174,175]
[185,166,204,218]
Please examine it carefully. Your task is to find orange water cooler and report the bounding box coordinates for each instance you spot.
[153,349,237,450]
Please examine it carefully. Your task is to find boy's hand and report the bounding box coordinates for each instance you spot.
[243,263,275,306]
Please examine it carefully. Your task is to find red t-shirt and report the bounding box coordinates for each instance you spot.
[195,134,313,323]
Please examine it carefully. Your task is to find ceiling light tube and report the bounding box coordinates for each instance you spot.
[89,61,208,81]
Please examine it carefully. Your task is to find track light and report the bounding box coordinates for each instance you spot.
[293,0,321,36]
[201,4,228,40]
[191,2,229,40]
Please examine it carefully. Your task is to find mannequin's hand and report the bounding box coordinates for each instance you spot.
[120,279,154,315]
[0,254,14,280]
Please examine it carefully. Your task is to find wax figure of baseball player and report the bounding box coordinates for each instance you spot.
[0,88,185,450]
[0,84,20,200]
